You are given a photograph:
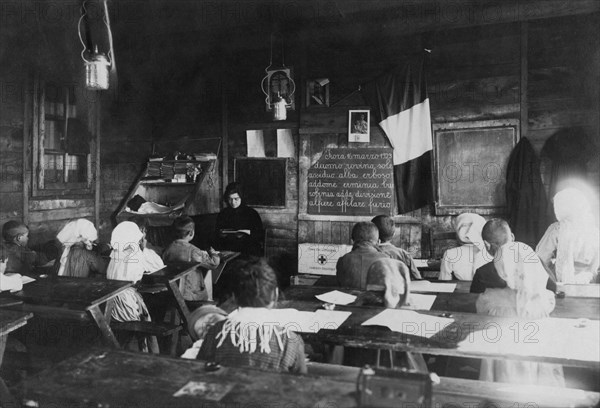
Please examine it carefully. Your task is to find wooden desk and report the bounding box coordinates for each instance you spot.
[313,276,600,299]
[446,280,600,298]
[0,276,131,348]
[142,262,206,334]
[281,287,600,368]
[211,250,240,283]
[19,349,600,408]
[284,285,600,319]
[0,310,32,366]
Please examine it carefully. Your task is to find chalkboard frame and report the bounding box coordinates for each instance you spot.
[432,119,520,215]
[234,157,287,208]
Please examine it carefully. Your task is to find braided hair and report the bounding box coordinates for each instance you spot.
[231,257,278,307]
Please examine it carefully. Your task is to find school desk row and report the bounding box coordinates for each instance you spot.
[0,252,239,349]
[18,348,600,408]
[314,274,600,298]
[278,285,600,369]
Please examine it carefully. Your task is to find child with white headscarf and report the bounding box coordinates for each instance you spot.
[55,219,106,278]
[536,187,599,284]
[106,221,164,352]
[476,219,563,387]
[439,213,490,281]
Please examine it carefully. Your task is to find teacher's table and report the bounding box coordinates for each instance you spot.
[19,349,600,408]
[284,285,600,319]
[0,276,131,348]
[280,289,600,368]
[141,262,209,334]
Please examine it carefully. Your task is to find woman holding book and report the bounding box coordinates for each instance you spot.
[215,182,264,257]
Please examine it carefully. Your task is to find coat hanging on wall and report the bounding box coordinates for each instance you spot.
[505,137,553,248]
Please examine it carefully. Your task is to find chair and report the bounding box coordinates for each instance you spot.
[111,320,182,356]
[429,231,459,259]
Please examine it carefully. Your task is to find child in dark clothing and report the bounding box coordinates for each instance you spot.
[1,220,49,275]
[371,215,422,280]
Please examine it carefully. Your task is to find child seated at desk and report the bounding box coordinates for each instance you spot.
[1,220,50,275]
[54,218,106,278]
[476,218,564,386]
[439,213,489,281]
[197,257,307,374]
[107,221,164,352]
[162,216,220,306]
[536,187,599,284]
[371,215,422,280]
[342,258,426,371]
[336,222,390,289]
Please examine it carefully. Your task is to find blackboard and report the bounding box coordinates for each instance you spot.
[433,120,519,215]
[307,147,394,216]
[234,158,287,207]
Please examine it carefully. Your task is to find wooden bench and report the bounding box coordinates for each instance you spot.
[110,321,182,356]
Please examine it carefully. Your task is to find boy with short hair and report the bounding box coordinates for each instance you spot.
[470,219,556,294]
[371,215,422,280]
[336,222,389,289]
[162,216,220,303]
[1,220,49,275]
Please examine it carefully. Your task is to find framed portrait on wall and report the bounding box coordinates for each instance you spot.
[348,110,370,143]
[305,78,330,107]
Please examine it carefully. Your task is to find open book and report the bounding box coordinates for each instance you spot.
[220,229,250,235]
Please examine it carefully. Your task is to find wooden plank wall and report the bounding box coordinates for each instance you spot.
[296,14,599,258]
[527,15,600,197]
[221,13,599,265]
[0,70,26,225]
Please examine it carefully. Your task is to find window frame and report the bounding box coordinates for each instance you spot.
[31,76,95,197]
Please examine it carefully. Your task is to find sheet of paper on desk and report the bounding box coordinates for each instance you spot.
[315,290,357,305]
[404,293,437,311]
[410,281,456,293]
[275,309,352,333]
[173,381,234,401]
[20,275,36,285]
[362,309,454,338]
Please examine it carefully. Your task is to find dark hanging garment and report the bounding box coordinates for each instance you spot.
[540,127,598,201]
[505,137,553,248]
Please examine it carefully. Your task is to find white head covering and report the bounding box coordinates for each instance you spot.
[553,188,599,283]
[454,213,486,246]
[56,219,98,276]
[107,221,145,283]
[493,242,555,318]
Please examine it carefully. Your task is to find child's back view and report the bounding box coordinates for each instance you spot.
[198,257,306,374]
[163,216,220,304]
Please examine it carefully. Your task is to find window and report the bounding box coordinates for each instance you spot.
[32,77,95,195]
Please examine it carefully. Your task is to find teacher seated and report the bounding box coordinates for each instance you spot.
[215,182,264,257]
